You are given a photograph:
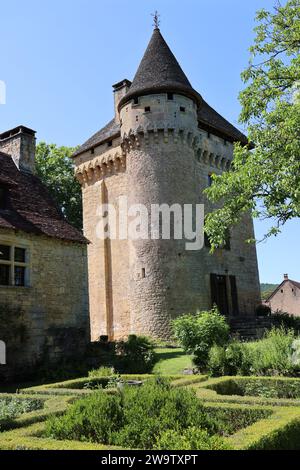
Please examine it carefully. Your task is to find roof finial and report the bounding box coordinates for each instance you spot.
[151,10,161,30]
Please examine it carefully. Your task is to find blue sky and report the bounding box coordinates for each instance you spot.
[0,0,299,284]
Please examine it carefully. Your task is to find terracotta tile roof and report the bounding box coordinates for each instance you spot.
[0,151,87,244]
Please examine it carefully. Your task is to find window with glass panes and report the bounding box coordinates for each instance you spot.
[0,244,28,286]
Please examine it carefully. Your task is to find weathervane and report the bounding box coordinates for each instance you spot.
[151,10,161,29]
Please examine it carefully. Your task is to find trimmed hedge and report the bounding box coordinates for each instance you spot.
[227,405,300,450]
[20,374,208,396]
[1,375,300,449]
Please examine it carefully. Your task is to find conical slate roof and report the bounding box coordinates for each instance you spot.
[118,28,202,110]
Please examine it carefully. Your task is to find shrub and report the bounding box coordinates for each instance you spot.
[207,328,298,377]
[155,427,230,450]
[88,366,115,378]
[272,312,300,333]
[113,378,216,449]
[46,392,124,443]
[256,304,271,317]
[248,327,295,376]
[208,342,252,377]
[0,398,43,430]
[115,335,157,374]
[172,308,230,369]
[45,378,219,449]
[207,345,227,377]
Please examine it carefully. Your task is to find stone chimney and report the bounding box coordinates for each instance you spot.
[112,79,131,123]
[284,274,289,280]
[0,125,36,173]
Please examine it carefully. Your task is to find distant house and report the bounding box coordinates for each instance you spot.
[265,274,300,316]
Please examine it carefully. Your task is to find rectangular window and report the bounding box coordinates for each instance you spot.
[180,106,186,113]
[167,93,174,100]
[144,106,151,113]
[0,244,29,287]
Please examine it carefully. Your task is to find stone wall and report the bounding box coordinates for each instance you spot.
[74,92,261,341]
[0,230,89,380]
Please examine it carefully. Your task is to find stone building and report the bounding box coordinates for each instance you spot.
[265,275,300,316]
[0,125,89,380]
[73,27,261,340]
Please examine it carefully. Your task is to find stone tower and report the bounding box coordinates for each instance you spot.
[73,27,261,340]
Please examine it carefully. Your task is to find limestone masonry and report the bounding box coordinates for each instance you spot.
[73,27,261,340]
[0,126,89,380]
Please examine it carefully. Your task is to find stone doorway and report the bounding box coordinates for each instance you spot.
[210,274,229,315]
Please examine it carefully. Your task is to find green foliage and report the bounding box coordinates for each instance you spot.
[208,341,252,377]
[46,392,124,443]
[207,328,297,377]
[210,377,300,400]
[113,378,216,449]
[115,335,157,374]
[272,312,300,333]
[172,308,230,369]
[248,328,295,376]
[35,142,82,229]
[209,405,271,435]
[155,427,230,450]
[256,304,271,317]
[45,378,218,449]
[0,398,43,430]
[204,0,300,248]
[260,283,278,300]
[88,367,115,378]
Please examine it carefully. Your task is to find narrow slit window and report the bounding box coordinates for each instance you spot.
[141,268,146,279]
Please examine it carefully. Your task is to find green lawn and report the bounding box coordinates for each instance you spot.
[153,348,193,375]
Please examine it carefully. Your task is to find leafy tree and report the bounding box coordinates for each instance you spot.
[35,142,82,229]
[205,0,300,250]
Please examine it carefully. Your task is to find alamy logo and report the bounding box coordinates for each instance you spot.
[0,341,6,365]
[0,81,6,104]
[96,197,205,251]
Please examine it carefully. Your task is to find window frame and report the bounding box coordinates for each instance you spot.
[0,243,30,287]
